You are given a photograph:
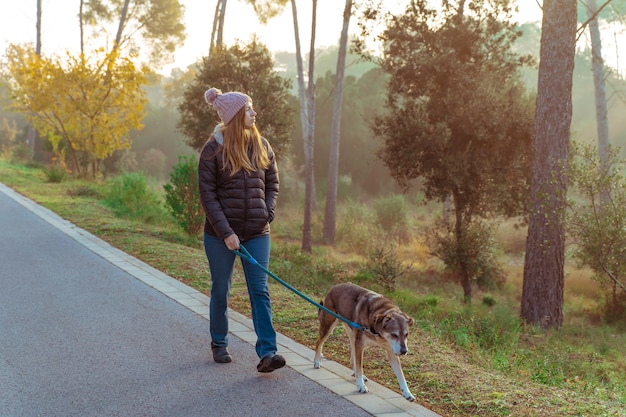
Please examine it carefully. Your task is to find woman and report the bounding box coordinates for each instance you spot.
[198,87,285,373]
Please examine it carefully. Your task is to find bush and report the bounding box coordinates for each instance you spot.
[364,242,412,292]
[427,218,506,292]
[163,155,204,236]
[103,172,168,223]
[9,143,30,163]
[66,184,100,198]
[336,198,379,255]
[372,194,410,241]
[44,164,66,183]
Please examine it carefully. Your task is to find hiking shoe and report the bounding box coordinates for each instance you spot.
[257,354,286,373]
[211,345,232,363]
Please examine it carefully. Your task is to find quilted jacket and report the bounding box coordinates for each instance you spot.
[198,128,279,242]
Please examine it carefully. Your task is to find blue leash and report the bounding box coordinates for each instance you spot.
[232,244,368,332]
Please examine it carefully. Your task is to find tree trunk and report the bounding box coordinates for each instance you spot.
[114,0,131,49]
[291,0,309,156]
[79,0,85,56]
[323,0,352,245]
[210,0,222,53]
[26,0,43,160]
[217,0,227,48]
[454,197,472,303]
[302,0,318,253]
[521,0,577,330]
[587,0,611,204]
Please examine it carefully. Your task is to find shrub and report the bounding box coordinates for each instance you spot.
[163,155,204,236]
[427,218,506,293]
[9,143,30,163]
[66,184,100,198]
[44,164,66,183]
[336,198,378,255]
[482,294,497,306]
[270,243,342,290]
[365,242,412,292]
[372,194,410,241]
[103,172,168,223]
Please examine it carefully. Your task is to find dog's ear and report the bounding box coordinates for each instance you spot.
[404,313,414,327]
[372,313,388,329]
[373,313,393,328]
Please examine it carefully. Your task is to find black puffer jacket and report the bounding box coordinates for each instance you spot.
[198,128,279,242]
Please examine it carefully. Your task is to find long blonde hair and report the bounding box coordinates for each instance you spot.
[221,106,270,175]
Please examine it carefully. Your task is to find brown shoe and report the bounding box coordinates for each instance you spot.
[257,354,285,373]
[211,345,232,363]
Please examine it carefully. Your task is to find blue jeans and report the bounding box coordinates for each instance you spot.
[203,233,277,359]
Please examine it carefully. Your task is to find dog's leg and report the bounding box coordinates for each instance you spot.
[345,328,368,381]
[344,325,357,376]
[313,315,338,369]
[353,333,368,394]
[386,349,415,402]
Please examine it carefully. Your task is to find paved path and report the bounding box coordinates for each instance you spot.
[0,182,440,417]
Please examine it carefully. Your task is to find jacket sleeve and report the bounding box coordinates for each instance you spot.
[264,140,279,223]
[198,140,234,239]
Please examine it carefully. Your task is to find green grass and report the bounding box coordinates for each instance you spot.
[1,159,625,417]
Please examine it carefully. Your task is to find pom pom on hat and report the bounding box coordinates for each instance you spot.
[204,87,251,125]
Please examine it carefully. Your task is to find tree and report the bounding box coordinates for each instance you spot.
[521,0,578,329]
[323,0,353,245]
[568,142,626,317]
[6,45,147,177]
[82,0,186,67]
[584,0,612,204]
[358,0,535,302]
[234,0,319,252]
[177,40,294,158]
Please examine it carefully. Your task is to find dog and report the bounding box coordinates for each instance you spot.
[313,282,415,401]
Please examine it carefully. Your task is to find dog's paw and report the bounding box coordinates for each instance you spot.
[356,383,369,394]
[313,355,323,369]
[403,391,416,402]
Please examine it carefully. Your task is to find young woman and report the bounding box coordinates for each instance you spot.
[198,87,284,373]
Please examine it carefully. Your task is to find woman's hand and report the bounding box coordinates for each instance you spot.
[224,234,240,250]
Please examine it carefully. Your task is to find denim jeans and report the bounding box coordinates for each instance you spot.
[203,233,277,359]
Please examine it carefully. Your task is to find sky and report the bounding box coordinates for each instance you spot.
[3,1,623,79]
[0,0,546,74]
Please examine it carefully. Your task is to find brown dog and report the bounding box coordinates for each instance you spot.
[313,282,415,401]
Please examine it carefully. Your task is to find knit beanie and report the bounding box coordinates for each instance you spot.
[204,87,251,125]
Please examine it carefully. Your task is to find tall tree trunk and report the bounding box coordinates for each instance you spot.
[36,0,42,55]
[79,0,85,56]
[587,0,611,204]
[114,0,131,49]
[323,0,352,245]
[27,0,43,160]
[302,0,318,253]
[291,0,309,155]
[454,196,472,303]
[210,0,222,53]
[521,0,577,330]
[217,0,227,48]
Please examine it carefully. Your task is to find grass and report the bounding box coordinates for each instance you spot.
[1,159,625,417]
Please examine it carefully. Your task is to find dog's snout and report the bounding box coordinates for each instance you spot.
[400,346,408,355]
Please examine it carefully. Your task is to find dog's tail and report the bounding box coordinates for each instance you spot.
[317,300,323,317]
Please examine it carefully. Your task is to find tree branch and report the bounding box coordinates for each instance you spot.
[576,0,614,41]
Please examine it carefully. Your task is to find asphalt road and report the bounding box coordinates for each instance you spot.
[0,184,375,417]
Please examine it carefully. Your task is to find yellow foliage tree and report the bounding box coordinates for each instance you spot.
[6,45,147,177]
